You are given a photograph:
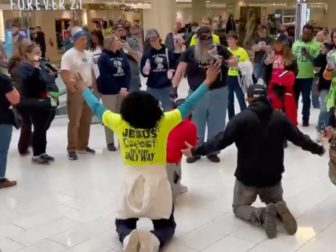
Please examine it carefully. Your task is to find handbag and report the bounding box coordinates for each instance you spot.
[9,106,23,129]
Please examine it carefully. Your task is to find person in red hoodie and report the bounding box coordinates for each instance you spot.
[166,99,198,199]
[264,34,298,126]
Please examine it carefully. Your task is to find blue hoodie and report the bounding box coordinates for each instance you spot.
[97,49,131,95]
[140,45,176,89]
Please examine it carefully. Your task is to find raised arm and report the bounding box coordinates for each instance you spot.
[81,88,106,120]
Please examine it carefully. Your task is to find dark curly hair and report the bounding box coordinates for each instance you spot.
[120,91,164,129]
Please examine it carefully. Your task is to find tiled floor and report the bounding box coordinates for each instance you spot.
[1,86,336,251]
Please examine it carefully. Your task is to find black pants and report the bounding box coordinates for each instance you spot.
[115,212,176,247]
[17,108,32,154]
[30,109,55,156]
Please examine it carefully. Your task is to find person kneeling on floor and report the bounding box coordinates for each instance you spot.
[182,85,325,239]
[76,63,221,251]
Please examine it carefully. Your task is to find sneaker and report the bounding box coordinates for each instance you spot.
[178,184,188,195]
[68,151,78,161]
[41,154,55,162]
[123,230,140,252]
[77,147,96,155]
[138,230,160,252]
[275,201,297,235]
[207,154,221,163]
[186,156,201,164]
[0,178,17,189]
[107,143,117,152]
[263,203,278,239]
[32,155,49,165]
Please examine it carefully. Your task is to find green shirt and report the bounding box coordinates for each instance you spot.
[228,47,250,76]
[292,39,321,79]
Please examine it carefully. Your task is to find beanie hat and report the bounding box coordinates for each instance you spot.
[71,26,86,43]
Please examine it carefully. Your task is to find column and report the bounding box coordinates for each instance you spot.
[31,11,59,61]
[327,0,336,32]
[143,0,176,39]
[191,0,206,23]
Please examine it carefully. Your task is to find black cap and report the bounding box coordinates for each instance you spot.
[247,85,267,99]
[196,26,213,45]
[274,33,287,42]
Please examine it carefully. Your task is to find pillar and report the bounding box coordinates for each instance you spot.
[192,0,206,23]
[31,11,59,61]
[327,0,336,32]
[143,0,176,40]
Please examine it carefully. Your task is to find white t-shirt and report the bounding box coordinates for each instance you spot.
[61,47,94,87]
[91,47,102,79]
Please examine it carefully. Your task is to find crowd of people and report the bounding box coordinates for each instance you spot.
[1,15,336,252]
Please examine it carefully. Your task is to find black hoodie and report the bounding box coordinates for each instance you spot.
[192,97,324,187]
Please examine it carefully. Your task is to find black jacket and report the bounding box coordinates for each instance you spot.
[192,98,324,187]
[314,53,331,91]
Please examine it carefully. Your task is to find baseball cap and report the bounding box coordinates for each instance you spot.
[247,85,267,99]
[196,26,213,45]
[274,33,287,43]
[145,29,159,40]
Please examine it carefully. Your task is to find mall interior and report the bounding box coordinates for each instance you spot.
[0,0,336,252]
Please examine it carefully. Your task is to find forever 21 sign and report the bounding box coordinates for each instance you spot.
[10,0,82,10]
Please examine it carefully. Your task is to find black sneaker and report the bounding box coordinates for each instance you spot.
[186,156,201,163]
[68,151,78,161]
[32,155,49,165]
[107,143,117,152]
[207,154,220,163]
[42,154,55,162]
[77,147,96,155]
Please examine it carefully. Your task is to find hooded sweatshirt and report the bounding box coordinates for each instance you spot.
[192,97,324,187]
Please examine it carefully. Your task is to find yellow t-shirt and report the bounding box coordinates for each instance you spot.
[228,47,250,77]
[189,33,220,46]
[102,109,182,166]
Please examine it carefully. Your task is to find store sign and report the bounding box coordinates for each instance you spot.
[10,0,82,11]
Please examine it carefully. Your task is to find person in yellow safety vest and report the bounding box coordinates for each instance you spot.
[189,16,220,46]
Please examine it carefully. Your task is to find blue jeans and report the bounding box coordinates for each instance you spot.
[253,62,265,82]
[147,87,173,112]
[0,124,13,179]
[189,86,228,149]
[227,76,247,119]
[295,78,314,122]
[317,89,331,131]
[312,79,320,109]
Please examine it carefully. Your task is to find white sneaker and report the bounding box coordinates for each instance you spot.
[138,230,160,252]
[123,230,140,252]
[178,184,188,195]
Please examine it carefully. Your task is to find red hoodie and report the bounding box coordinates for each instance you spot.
[167,118,198,164]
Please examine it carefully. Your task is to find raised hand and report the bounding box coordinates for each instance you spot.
[204,62,221,87]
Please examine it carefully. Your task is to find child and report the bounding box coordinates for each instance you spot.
[166,99,198,199]
[77,63,220,252]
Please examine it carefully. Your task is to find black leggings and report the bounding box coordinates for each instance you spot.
[115,211,176,247]
[30,109,55,156]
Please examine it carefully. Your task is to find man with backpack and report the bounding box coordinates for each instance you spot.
[172,26,237,164]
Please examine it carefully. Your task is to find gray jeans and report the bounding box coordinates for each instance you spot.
[232,180,284,225]
[166,163,182,198]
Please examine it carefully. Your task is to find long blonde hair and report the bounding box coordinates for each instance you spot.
[282,44,296,66]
